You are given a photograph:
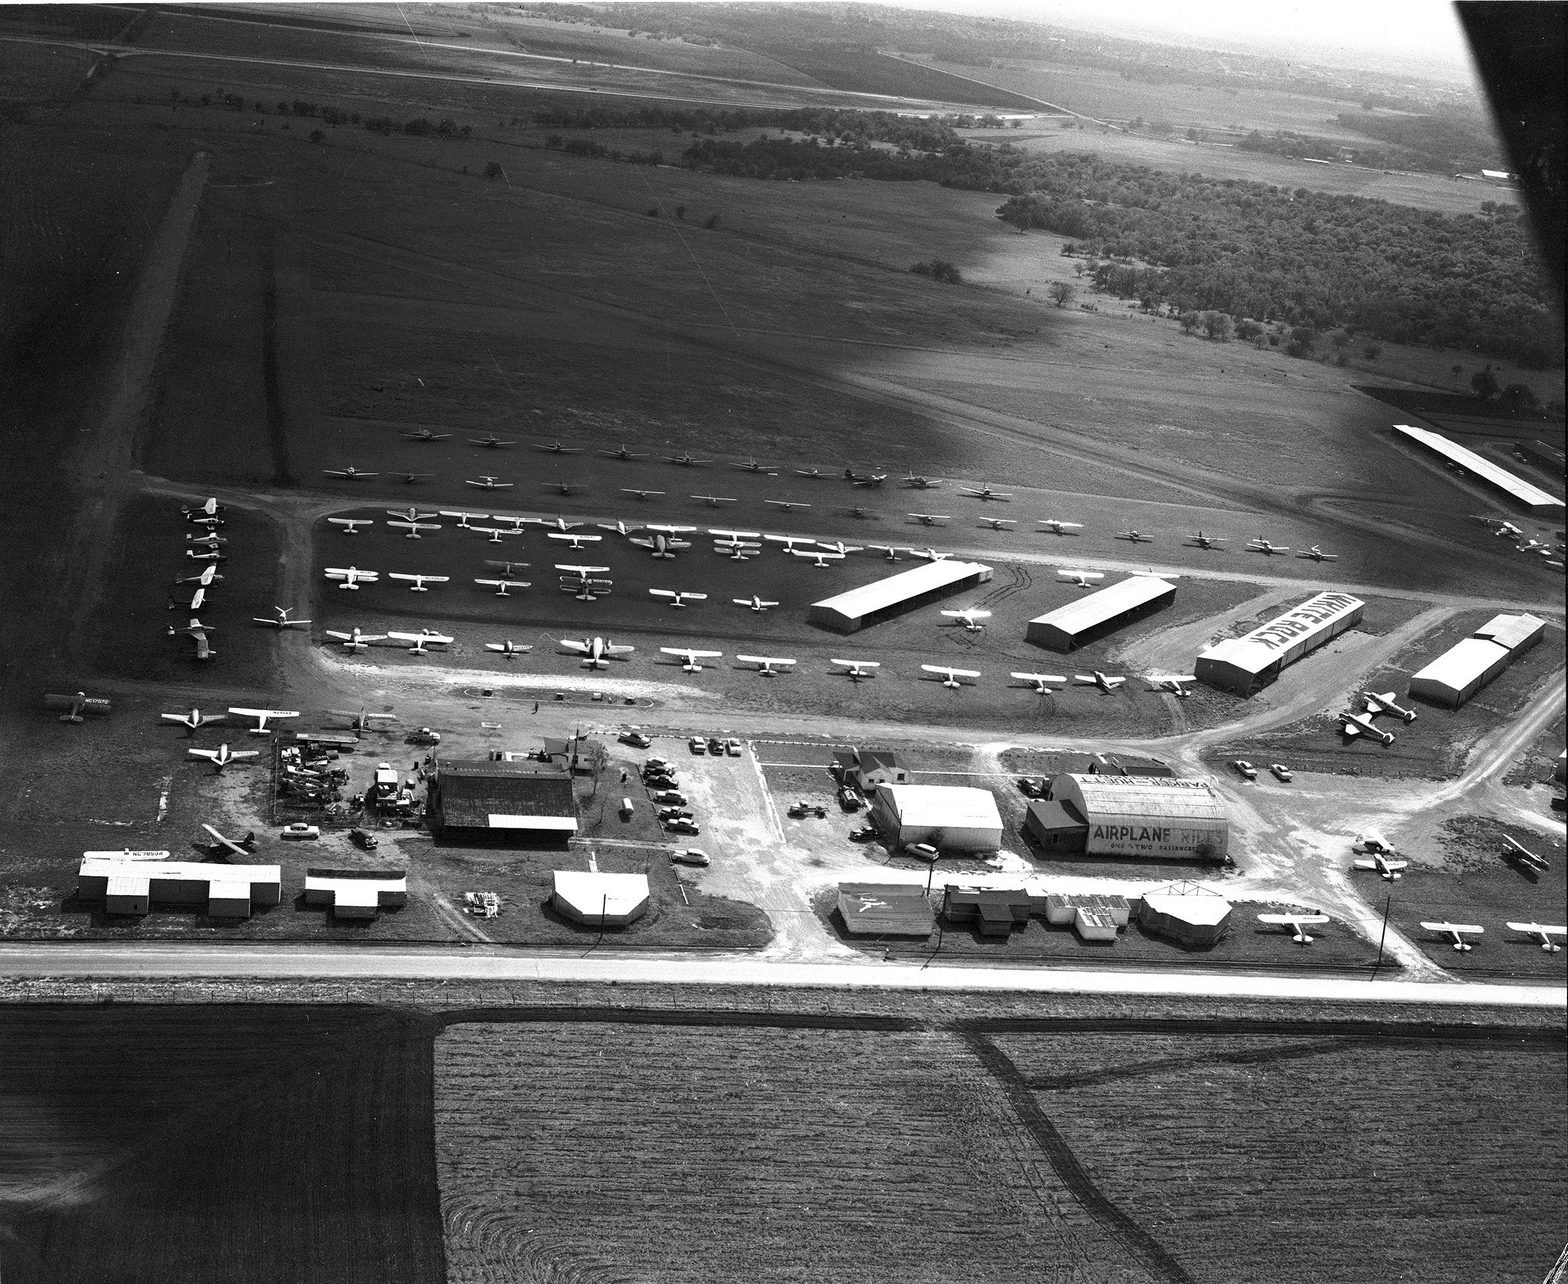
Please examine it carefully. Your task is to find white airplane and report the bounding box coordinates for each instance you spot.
[733,595,780,612]
[1505,921,1566,953]
[169,585,208,614]
[763,534,816,553]
[794,467,829,479]
[532,439,582,454]
[188,743,260,772]
[483,558,530,577]
[711,527,762,545]
[908,513,949,526]
[169,617,215,660]
[620,488,665,500]
[1189,530,1227,549]
[1144,672,1197,697]
[185,513,224,529]
[185,547,226,562]
[630,526,695,558]
[388,519,442,539]
[557,563,613,594]
[388,629,453,655]
[560,637,635,668]
[326,517,374,535]
[485,640,533,658]
[161,707,227,735]
[1057,568,1105,588]
[831,658,881,682]
[474,577,530,596]
[1298,546,1339,562]
[907,547,951,562]
[547,531,603,550]
[226,707,299,735]
[403,428,451,441]
[660,646,723,672]
[1116,529,1154,543]
[387,572,450,592]
[1246,537,1290,556]
[717,542,761,561]
[199,823,257,859]
[468,435,517,449]
[386,506,440,523]
[790,547,844,568]
[469,525,523,544]
[323,465,378,480]
[1075,671,1127,693]
[846,469,889,488]
[324,566,379,590]
[732,458,778,475]
[324,626,388,652]
[1011,671,1067,694]
[439,509,490,529]
[599,444,648,460]
[959,484,1011,501]
[1362,691,1418,723]
[1258,912,1331,944]
[1037,519,1084,535]
[186,531,226,546]
[922,663,979,689]
[764,499,810,512]
[176,564,222,587]
[1339,710,1394,744]
[978,517,1017,530]
[664,453,712,467]
[1502,835,1549,873]
[818,540,863,557]
[1421,921,1484,952]
[902,474,941,489]
[941,608,991,632]
[528,517,584,532]
[253,606,311,629]
[736,654,796,676]
[1353,851,1410,881]
[649,589,708,608]
[866,544,903,562]
[329,708,399,734]
[44,691,112,722]
[464,476,513,490]
[182,497,223,519]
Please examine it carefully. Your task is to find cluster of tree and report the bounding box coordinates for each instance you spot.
[532,103,963,152]
[679,133,990,184]
[545,135,663,165]
[910,260,963,284]
[1332,110,1504,174]
[1235,130,1412,172]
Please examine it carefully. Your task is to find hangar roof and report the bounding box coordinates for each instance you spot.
[879,784,1003,830]
[1142,881,1233,926]
[1196,591,1365,676]
[552,870,649,918]
[1029,576,1175,635]
[1394,424,1564,509]
[836,883,935,936]
[437,770,576,829]
[811,559,991,619]
[1474,612,1546,651]
[1410,636,1509,691]
[1058,774,1223,822]
[79,856,281,885]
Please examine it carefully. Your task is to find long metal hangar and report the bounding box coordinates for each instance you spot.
[1026,575,1177,651]
[1195,591,1364,695]
[1409,612,1547,707]
[427,760,578,844]
[1393,424,1565,514]
[809,559,992,633]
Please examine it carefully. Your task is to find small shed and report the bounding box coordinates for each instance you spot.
[942,886,1052,937]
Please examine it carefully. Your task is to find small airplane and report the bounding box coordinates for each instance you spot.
[1116,529,1154,544]
[161,707,227,735]
[659,646,722,672]
[630,526,695,558]
[1189,530,1227,549]
[188,743,260,772]
[733,595,780,612]
[560,636,635,668]
[330,708,399,734]
[528,517,584,533]
[718,543,761,561]
[1298,546,1340,562]
[959,484,1012,501]
[692,494,738,508]
[941,608,991,632]
[1362,691,1418,723]
[789,547,844,568]
[175,564,222,587]
[469,524,523,544]
[793,467,829,479]
[1421,921,1485,952]
[169,585,208,614]
[764,499,810,512]
[1037,519,1084,535]
[186,531,226,546]
[227,707,299,735]
[475,577,530,596]
[1057,569,1105,588]
[198,823,257,859]
[388,471,435,485]
[388,519,442,539]
[169,617,216,660]
[547,531,603,550]
[1011,671,1067,694]
[1257,912,1331,944]
[978,517,1017,530]
[324,566,379,590]
[763,534,815,553]
[464,476,514,490]
[1339,710,1394,744]
[1502,834,1550,873]
[561,578,614,601]
[845,469,888,488]
[44,691,112,723]
[1246,537,1291,556]
[388,629,453,655]
[599,445,649,461]
[649,588,708,608]
[185,547,226,562]
[831,658,881,682]
[182,497,223,520]
[1505,921,1566,953]
[736,654,796,676]
[542,478,585,496]
[902,474,941,489]
[620,488,665,500]
[907,547,951,562]
[439,509,490,529]
[483,558,530,577]
[532,439,582,454]
[185,513,224,529]
[908,513,949,526]
[485,640,533,658]
[921,663,979,689]
[664,453,711,467]
[388,572,450,592]
[1353,851,1409,881]
[731,458,777,475]
[556,562,613,587]
[1144,672,1197,697]
[253,607,311,630]
[711,527,761,544]
[322,466,379,480]
[1075,671,1126,693]
[817,540,863,557]
[468,435,517,449]
[386,506,440,523]
[866,544,903,562]
[324,626,388,652]
[403,428,451,441]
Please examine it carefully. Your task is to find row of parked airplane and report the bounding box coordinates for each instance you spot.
[1472,514,1566,566]
[1338,690,1418,745]
[1254,911,1564,952]
[168,498,231,661]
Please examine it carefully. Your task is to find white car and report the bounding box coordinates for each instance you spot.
[671,848,711,867]
[905,842,940,859]
[280,823,320,841]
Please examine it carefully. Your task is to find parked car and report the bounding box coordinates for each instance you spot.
[1269,763,1293,782]
[725,738,743,757]
[664,818,700,835]
[707,737,725,755]
[281,823,320,841]
[837,786,863,811]
[642,768,678,784]
[671,848,711,866]
[789,801,828,819]
[644,757,671,771]
[1231,759,1258,781]
[405,727,441,745]
[348,828,378,851]
[657,807,694,821]
[1016,777,1044,797]
[619,730,653,749]
[849,825,879,843]
[651,790,688,806]
[905,842,940,860]
[688,737,707,755]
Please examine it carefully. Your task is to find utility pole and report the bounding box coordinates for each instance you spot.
[1372,893,1391,976]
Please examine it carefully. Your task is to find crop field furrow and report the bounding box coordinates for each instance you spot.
[1021,1034,1364,1090]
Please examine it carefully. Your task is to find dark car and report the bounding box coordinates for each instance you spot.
[349,828,379,851]
[849,825,879,843]
[1016,777,1044,797]
[664,818,700,835]
[619,730,653,749]
[707,737,725,755]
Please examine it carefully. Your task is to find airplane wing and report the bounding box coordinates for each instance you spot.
[607,643,636,655]
[389,573,451,583]
[660,647,722,659]
[627,538,654,550]
[188,748,219,761]
[1258,913,1330,925]
[548,531,602,542]
[1011,672,1067,683]
[1506,921,1566,935]
[1421,921,1484,933]
[559,640,590,654]
[831,657,880,667]
[390,631,453,644]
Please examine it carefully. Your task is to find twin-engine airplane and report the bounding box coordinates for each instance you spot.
[630,526,695,558]
[1258,912,1331,944]
[1362,691,1418,723]
[189,743,260,772]
[560,637,635,668]
[1339,710,1394,744]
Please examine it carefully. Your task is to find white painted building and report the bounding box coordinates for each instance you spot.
[869,784,1004,852]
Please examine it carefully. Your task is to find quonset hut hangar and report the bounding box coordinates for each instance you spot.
[809,560,991,633]
[1026,575,1177,651]
[1025,774,1229,863]
[1195,591,1364,695]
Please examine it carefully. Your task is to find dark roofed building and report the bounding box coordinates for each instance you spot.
[429,759,577,844]
[1086,753,1175,778]
[835,883,935,937]
[941,886,1053,937]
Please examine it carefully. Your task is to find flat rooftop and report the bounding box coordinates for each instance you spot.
[1394,424,1564,510]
